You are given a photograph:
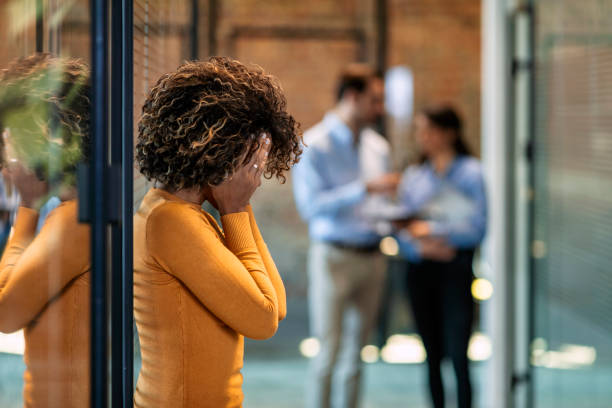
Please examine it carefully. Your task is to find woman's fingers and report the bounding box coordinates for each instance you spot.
[256,135,270,176]
[248,132,270,177]
[258,133,271,162]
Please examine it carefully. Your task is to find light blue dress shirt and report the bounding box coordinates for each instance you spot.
[0,174,20,249]
[292,113,390,246]
[395,156,487,261]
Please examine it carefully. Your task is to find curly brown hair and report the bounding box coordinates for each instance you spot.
[136,57,302,190]
[0,53,90,183]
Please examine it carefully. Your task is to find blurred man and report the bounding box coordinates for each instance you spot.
[293,65,398,408]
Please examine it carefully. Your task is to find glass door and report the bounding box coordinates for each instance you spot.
[0,1,95,407]
[0,1,134,407]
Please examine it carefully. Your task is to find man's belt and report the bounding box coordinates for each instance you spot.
[327,241,380,254]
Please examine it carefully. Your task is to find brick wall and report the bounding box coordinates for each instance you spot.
[205,0,481,164]
[386,0,481,164]
[209,0,380,131]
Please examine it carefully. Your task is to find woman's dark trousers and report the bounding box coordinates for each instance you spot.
[406,250,475,408]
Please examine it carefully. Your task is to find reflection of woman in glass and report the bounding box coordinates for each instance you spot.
[0,54,91,407]
[396,106,486,408]
[134,57,301,407]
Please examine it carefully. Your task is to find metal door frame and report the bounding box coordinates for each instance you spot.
[89,0,134,406]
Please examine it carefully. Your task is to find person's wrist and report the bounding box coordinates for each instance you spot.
[218,204,248,216]
[19,198,39,210]
[20,199,34,209]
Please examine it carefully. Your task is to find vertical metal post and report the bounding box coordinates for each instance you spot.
[525,1,536,407]
[508,3,537,407]
[375,0,387,136]
[191,0,199,59]
[122,0,134,399]
[90,0,109,406]
[481,0,514,407]
[375,0,387,72]
[111,0,134,407]
[207,0,217,56]
[48,0,61,54]
[35,0,43,52]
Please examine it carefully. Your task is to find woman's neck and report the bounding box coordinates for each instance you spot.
[430,148,456,175]
[160,185,206,206]
[58,185,78,201]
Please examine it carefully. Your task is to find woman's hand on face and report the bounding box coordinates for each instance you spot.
[8,164,48,209]
[211,133,271,215]
[2,131,48,209]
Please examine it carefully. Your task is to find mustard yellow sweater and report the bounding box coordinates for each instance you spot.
[0,201,91,408]
[133,188,286,408]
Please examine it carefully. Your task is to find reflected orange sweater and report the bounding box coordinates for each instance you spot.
[134,188,286,408]
[0,201,91,408]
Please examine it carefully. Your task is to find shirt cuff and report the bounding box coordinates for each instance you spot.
[345,180,368,203]
[396,230,422,263]
[220,211,258,253]
[428,221,449,238]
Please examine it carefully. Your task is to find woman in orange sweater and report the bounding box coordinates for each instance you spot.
[134,57,302,407]
[0,54,91,407]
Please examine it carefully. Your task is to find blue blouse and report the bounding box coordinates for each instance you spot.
[395,155,487,262]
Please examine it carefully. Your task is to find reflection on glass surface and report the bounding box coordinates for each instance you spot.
[0,53,91,407]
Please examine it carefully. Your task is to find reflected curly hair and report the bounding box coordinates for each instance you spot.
[136,57,302,190]
[0,53,90,179]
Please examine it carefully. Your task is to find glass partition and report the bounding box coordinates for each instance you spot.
[0,1,93,407]
[531,1,612,406]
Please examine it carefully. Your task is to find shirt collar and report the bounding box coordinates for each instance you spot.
[425,155,464,179]
[323,112,355,146]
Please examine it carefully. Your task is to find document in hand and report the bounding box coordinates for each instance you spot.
[417,181,477,225]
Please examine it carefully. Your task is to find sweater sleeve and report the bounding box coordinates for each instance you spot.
[146,203,280,340]
[0,204,90,333]
[245,205,287,322]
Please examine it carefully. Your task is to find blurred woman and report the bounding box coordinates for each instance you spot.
[134,57,302,408]
[0,54,91,407]
[395,105,487,408]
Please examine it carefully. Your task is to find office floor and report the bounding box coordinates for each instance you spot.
[0,352,474,408]
[241,357,473,408]
[2,297,611,407]
[4,352,612,407]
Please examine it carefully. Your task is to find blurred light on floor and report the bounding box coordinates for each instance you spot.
[381,334,426,364]
[531,337,547,353]
[531,240,548,259]
[299,337,320,358]
[379,236,399,257]
[531,338,597,369]
[0,330,24,355]
[471,278,493,301]
[361,345,380,363]
[467,332,492,361]
[300,332,494,364]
